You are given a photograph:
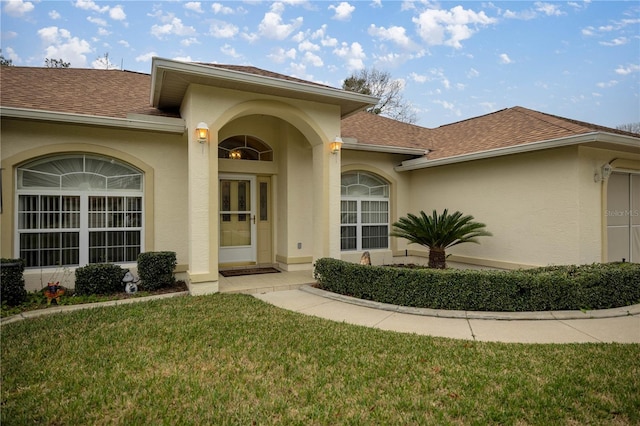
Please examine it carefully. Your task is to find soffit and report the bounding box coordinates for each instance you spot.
[151,58,377,118]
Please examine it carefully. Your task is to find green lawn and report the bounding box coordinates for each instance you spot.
[2,294,638,425]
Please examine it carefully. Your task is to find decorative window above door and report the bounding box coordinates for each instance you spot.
[218,135,273,161]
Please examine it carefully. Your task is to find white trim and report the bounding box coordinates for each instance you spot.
[395,132,640,171]
[1,106,185,134]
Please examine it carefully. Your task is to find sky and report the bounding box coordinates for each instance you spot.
[1,0,639,129]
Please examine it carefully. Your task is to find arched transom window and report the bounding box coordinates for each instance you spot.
[218,135,273,161]
[341,171,390,251]
[16,154,144,268]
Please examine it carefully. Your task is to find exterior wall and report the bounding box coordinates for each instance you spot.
[181,84,342,292]
[406,147,582,268]
[0,118,188,291]
[404,145,640,268]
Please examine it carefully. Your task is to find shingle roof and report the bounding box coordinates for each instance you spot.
[196,63,336,89]
[342,106,638,160]
[0,66,176,118]
[2,66,635,161]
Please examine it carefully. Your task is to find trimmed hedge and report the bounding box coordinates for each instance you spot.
[1,258,27,306]
[137,251,177,291]
[75,264,126,295]
[313,258,640,312]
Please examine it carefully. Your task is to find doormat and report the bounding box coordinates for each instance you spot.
[220,267,281,277]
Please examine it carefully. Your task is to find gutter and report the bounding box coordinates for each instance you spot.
[395,132,640,172]
[0,107,185,134]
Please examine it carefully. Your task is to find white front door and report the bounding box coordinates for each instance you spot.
[219,175,257,264]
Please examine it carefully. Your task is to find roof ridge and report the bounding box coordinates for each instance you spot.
[512,106,638,137]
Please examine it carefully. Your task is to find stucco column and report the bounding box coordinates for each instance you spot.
[186,121,219,294]
[312,141,342,262]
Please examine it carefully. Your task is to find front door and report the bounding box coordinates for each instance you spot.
[219,175,256,264]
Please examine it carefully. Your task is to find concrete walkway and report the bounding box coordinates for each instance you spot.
[3,284,638,344]
[254,286,640,344]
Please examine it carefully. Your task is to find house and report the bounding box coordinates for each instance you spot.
[1,58,639,293]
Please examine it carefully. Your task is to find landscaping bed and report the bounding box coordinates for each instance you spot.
[314,258,640,312]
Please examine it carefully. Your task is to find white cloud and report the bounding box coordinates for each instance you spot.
[499,53,512,64]
[118,39,130,48]
[370,0,382,8]
[534,2,565,16]
[596,80,618,88]
[185,2,203,13]
[410,72,429,83]
[3,0,34,17]
[303,51,323,67]
[109,5,126,21]
[97,27,110,36]
[212,3,234,15]
[434,99,461,116]
[181,37,200,47]
[221,44,242,58]
[298,39,319,51]
[87,16,108,27]
[413,5,497,49]
[615,64,640,75]
[368,24,416,49]
[467,68,479,78]
[329,2,355,21]
[49,10,61,20]
[210,21,238,38]
[258,3,303,40]
[600,37,628,47]
[172,55,193,62]
[74,0,108,13]
[268,47,297,63]
[151,17,196,39]
[135,52,156,62]
[3,46,20,63]
[333,41,366,71]
[502,9,537,20]
[37,26,93,67]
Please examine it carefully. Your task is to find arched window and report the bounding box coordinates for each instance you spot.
[218,135,273,161]
[16,154,144,268]
[341,171,390,251]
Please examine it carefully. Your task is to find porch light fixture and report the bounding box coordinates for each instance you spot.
[330,136,343,154]
[229,150,242,160]
[594,163,613,182]
[195,122,209,144]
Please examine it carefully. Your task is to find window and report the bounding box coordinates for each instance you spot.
[16,154,143,268]
[218,135,273,161]
[341,171,389,251]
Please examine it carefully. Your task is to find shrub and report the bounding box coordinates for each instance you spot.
[137,251,177,291]
[1,258,27,306]
[313,258,640,312]
[75,264,125,295]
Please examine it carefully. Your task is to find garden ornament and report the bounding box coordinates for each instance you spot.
[122,270,139,294]
[44,282,65,305]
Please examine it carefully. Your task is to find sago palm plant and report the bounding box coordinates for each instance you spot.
[390,209,492,269]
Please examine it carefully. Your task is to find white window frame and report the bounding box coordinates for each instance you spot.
[15,155,144,269]
[341,172,390,252]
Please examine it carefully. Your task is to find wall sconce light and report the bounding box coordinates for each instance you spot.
[229,150,242,160]
[330,136,343,154]
[594,163,613,182]
[195,122,209,144]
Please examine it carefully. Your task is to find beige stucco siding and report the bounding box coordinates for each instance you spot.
[405,147,583,267]
[1,118,188,290]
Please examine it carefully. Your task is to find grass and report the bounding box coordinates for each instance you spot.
[2,294,639,425]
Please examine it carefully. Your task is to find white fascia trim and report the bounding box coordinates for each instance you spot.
[151,57,379,107]
[0,106,185,134]
[395,132,640,172]
[342,141,427,156]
